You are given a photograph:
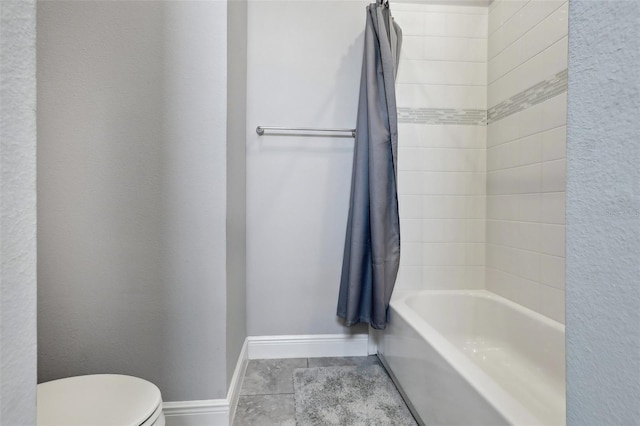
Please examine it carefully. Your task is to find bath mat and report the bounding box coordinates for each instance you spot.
[293,364,417,426]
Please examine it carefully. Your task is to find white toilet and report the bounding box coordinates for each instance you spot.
[37,374,165,426]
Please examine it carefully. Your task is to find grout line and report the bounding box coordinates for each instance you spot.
[401,194,485,198]
[398,146,486,150]
[486,157,565,173]
[487,125,565,148]
[487,162,564,172]
[394,10,488,17]
[488,35,568,89]
[400,170,486,174]
[402,34,487,41]
[486,266,565,291]
[487,0,532,38]
[487,221,565,229]
[486,191,564,197]
[487,241,563,257]
[486,265,540,284]
[400,33,488,40]
[488,1,567,61]
[397,82,486,88]
[486,218,565,226]
[399,190,563,198]
[400,219,486,222]
[398,147,487,151]
[485,190,564,196]
[419,218,486,222]
[488,75,567,121]
[488,31,567,84]
[401,58,487,64]
[400,193,484,196]
[487,123,566,149]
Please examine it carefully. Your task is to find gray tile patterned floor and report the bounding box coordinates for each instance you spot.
[232,356,381,425]
[234,394,296,426]
[240,358,308,396]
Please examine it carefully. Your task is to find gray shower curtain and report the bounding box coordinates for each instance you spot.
[337,1,402,330]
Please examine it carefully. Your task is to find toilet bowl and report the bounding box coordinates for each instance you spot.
[37,374,165,426]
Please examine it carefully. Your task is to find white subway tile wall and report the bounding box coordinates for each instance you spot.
[391,0,567,324]
[486,0,568,323]
[488,0,568,107]
[393,3,488,292]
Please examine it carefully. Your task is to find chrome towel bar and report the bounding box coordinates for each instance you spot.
[256,126,356,137]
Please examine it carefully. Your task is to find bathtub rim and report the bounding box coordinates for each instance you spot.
[388,289,565,426]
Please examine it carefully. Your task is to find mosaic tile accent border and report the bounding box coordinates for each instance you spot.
[397,69,567,126]
[488,69,568,123]
[397,108,487,125]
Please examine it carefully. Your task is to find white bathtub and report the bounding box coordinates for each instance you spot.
[379,290,565,426]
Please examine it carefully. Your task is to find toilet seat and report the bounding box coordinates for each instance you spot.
[140,400,164,426]
[37,374,163,426]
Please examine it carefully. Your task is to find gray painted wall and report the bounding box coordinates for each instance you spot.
[0,1,37,424]
[246,0,368,337]
[37,1,230,401]
[226,0,248,388]
[566,0,640,424]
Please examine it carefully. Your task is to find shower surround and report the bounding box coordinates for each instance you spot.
[383,1,568,424]
[394,2,489,294]
[393,0,567,325]
[486,0,567,324]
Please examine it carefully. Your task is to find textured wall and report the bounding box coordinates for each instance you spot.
[566,0,640,424]
[0,0,37,424]
[37,0,229,401]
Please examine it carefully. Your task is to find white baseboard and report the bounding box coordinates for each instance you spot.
[163,399,229,426]
[227,338,249,425]
[164,338,249,426]
[164,333,369,425]
[247,333,369,360]
[368,326,381,355]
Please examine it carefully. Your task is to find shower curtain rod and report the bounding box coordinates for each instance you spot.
[256,126,356,137]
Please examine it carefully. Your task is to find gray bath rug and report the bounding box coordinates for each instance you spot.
[293,364,417,426]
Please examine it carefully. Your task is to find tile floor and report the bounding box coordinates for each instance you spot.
[233,356,382,425]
